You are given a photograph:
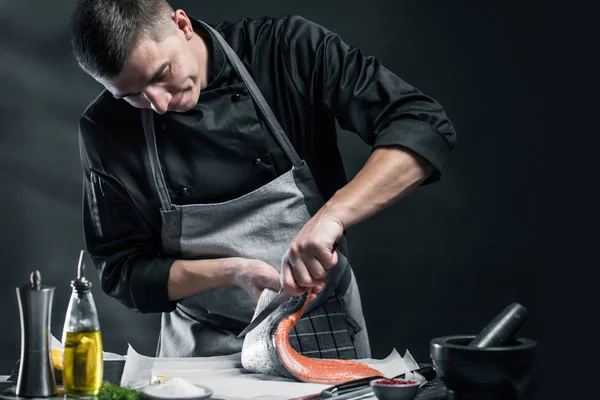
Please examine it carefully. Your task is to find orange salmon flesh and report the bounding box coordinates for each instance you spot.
[274,291,383,384]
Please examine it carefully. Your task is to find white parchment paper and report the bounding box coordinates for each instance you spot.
[120,345,420,399]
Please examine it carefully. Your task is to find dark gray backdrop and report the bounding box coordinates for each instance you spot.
[0,1,570,399]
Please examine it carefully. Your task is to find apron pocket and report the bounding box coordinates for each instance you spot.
[342,314,363,338]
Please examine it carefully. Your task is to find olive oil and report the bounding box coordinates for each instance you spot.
[62,251,103,397]
[63,330,103,396]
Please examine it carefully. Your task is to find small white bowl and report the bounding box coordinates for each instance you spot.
[370,377,420,400]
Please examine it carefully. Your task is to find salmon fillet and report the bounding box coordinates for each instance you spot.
[274,291,383,384]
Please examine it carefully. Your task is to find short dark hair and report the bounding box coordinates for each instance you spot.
[71,0,174,79]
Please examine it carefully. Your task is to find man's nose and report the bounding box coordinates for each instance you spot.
[144,86,170,114]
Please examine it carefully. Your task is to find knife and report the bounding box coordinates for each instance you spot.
[287,386,373,400]
[237,289,296,337]
[237,241,341,338]
[321,365,436,397]
[288,365,436,400]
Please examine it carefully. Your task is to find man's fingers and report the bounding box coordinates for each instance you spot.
[316,245,338,270]
[304,256,328,280]
[281,242,338,297]
[263,273,281,291]
[308,283,326,301]
[289,258,314,288]
[313,282,326,294]
[330,248,338,269]
[281,262,305,296]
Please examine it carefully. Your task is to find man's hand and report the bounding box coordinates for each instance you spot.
[281,213,343,298]
[279,147,432,300]
[232,258,281,303]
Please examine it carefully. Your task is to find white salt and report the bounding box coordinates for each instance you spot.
[144,377,208,398]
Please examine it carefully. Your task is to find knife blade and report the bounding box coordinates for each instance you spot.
[237,241,341,338]
[237,289,296,338]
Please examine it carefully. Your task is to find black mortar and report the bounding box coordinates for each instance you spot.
[430,304,537,400]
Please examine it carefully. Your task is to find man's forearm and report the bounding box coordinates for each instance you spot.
[167,256,281,303]
[321,146,433,230]
[167,258,237,301]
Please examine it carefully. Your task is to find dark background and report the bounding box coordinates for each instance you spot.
[0,1,584,399]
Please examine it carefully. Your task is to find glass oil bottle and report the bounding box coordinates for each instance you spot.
[61,250,103,397]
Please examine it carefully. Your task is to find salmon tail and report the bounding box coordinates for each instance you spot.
[274,289,383,385]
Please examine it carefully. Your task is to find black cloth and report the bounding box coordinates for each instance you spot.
[79,15,456,314]
[290,295,361,360]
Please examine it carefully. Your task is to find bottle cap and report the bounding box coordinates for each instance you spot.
[72,250,92,292]
[18,270,53,292]
[30,270,41,290]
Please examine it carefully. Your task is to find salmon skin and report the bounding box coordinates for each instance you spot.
[241,288,306,379]
[241,289,383,384]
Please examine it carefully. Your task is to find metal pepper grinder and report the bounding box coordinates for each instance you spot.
[15,270,57,397]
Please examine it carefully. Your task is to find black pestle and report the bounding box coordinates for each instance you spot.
[468,303,528,348]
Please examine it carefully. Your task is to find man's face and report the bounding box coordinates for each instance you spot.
[99,11,205,114]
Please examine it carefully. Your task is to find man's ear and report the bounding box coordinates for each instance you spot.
[173,9,194,40]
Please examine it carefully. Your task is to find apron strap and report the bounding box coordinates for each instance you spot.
[141,110,174,210]
[197,20,303,168]
[141,20,304,205]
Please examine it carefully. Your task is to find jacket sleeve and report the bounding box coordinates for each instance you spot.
[79,115,178,313]
[281,16,457,184]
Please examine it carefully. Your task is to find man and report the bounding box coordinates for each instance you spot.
[72,0,456,360]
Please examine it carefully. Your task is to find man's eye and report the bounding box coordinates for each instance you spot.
[155,66,171,82]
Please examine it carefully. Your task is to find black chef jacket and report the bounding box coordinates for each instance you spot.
[79,15,457,314]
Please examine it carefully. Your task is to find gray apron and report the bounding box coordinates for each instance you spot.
[141,21,371,359]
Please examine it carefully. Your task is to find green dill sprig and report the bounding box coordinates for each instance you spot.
[97,381,143,400]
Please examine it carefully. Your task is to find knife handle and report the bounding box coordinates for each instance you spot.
[321,375,383,398]
[321,364,436,398]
